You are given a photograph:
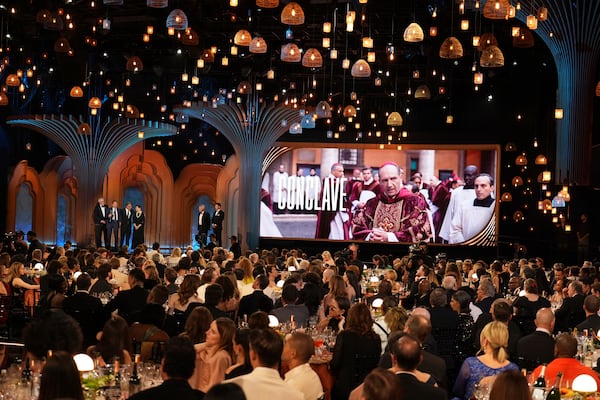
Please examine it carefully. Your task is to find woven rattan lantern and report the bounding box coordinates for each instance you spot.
[439,37,463,59]
[515,154,528,165]
[249,37,267,53]
[500,192,512,202]
[257,0,279,7]
[343,105,357,118]
[126,105,140,118]
[234,30,252,46]
[166,9,188,30]
[483,0,510,19]
[181,29,199,46]
[281,2,305,25]
[480,45,504,67]
[147,0,168,8]
[316,101,332,118]
[513,28,534,48]
[237,81,252,94]
[125,56,143,72]
[88,97,102,109]
[351,59,371,77]
[36,9,52,23]
[414,85,431,99]
[535,154,548,165]
[478,33,498,51]
[0,92,8,106]
[201,49,215,63]
[78,123,91,135]
[6,74,19,87]
[537,7,548,21]
[54,38,71,53]
[387,112,403,126]
[403,22,424,42]
[281,44,301,62]
[302,48,323,68]
[69,86,84,98]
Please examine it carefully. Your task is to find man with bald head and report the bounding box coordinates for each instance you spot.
[531,333,600,389]
[516,308,556,371]
[352,162,432,242]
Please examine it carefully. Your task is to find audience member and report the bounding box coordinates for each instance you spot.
[488,370,532,400]
[38,351,84,400]
[281,332,324,400]
[574,294,600,332]
[515,307,556,371]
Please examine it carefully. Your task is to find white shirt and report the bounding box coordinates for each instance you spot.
[225,367,304,400]
[284,363,324,400]
[439,187,475,241]
[448,198,495,243]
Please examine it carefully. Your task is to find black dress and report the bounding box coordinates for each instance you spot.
[513,295,551,335]
[132,211,145,248]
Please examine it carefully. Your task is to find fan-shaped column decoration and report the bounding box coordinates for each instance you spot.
[7,114,177,246]
[176,102,301,250]
[516,1,600,185]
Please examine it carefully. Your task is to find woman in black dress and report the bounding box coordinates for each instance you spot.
[132,204,145,248]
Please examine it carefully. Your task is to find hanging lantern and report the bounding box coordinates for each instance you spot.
[414,85,431,99]
[126,104,140,118]
[281,44,301,62]
[202,49,215,63]
[439,37,464,59]
[234,29,252,46]
[166,9,188,30]
[478,33,498,51]
[473,72,483,84]
[513,211,524,222]
[351,59,371,77]
[77,123,91,135]
[535,154,548,165]
[505,142,517,152]
[480,45,504,67]
[430,26,438,37]
[69,86,84,98]
[515,154,528,165]
[88,96,102,109]
[387,112,403,126]
[6,74,20,87]
[403,22,424,42]
[555,108,563,119]
[316,101,332,118]
[526,15,538,30]
[301,115,316,128]
[512,176,524,186]
[36,9,52,23]
[513,28,534,48]
[302,48,323,68]
[500,192,513,202]
[181,29,199,46]
[126,56,143,72]
[249,37,268,53]
[0,92,8,106]
[147,0,169,7]
[256,0,279,8]
[362,37,374,48]
[281,2,305,25]
[483,0,510,19]
[343,105,357,118]
[54,37,71,53]
[538,7,548,21]
[237,81,252,94]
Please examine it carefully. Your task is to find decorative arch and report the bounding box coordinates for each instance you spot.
[7,161,45,239]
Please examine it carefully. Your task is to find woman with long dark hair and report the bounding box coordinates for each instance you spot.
[87,315,132,366]
[224,328,252,379]
[38,351,84,400]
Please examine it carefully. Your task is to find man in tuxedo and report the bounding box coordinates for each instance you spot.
[93,197,108,248]
[120,202,133,248]
[392,334,446,400]
[555,280,586,332]
[196,204,211,247]
[211,202,224,246]
[238,275,273,318]
[63,273,105,348]
[575,294,600,332]
[104,268,149,324]
[516,307,556,371]
[106,200,121,251]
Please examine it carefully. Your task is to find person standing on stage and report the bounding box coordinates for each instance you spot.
[212,202,225,246]
[106,200,121,251]
[92,197,108,248]
[120,202,133,249]
[132,204,145,249]
[197,204,211,247]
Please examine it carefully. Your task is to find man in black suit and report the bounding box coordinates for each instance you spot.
[575,294,600,332]
[474,299,522,360]
[128,336,204,400]
[555,280,586,332]
[474,279,496,314]
[93,197,108,248]
[429,288,459,369]
[196,204,211,247]
[106,200,122,251]
[118,202,132,249]
[392,334,446,400]
[516,307,555,371]
[211,202,224,246]
[229,235,242,260]
[405,314,448,390]
[238,275,273,319]
[63,273,105,349]
[105,268,149,324]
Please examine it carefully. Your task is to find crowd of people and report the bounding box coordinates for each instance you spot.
[0,237,599,400]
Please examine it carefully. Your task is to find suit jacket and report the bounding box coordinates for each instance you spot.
[105,285,149,324]
[238,290,273,318]
[516,330,555,371]
[555,293,585,332]
[575,314,600,333]
[121,208,134,228]
[197,211,211,233]
[93,203,107,224]
[63,291,105,348]
[395,372,447,400]
[128,379,204,400]
[212,210,224,228]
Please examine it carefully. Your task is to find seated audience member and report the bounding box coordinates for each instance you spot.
[316,295,350,333]
[38,351,84,400]
[181,306,213,345]
[129,336,204,400]
[428,288,459,377]
[247,311,270,330]
[104,268,149,324]
[531,333,600,389]
[164,267,179,295]
[474,298,522,360]
[203,283,228,320]
[488,370,531,400]
[515,307,556,371]
[36,273,68,313]
[225,329,303,400]
[554,280,586,332]
[238,275,273,318]
[225,328,253,379]
[63,273,105,349]
[453,322,519,400]
[87,315,132,366]
[23,309,83,360]
[271,285,310,328]
[168,274,202,315]
[575,294,600,332]
[281,332,324,400]
[205,383,247,400]
[474,279,497,314]
[512,278,551,335]
[360,368,401,400]
[89,263,114,300]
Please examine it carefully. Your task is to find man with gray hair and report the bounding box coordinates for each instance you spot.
[516,307,555,371]
[555,280,586,332]
[474,278,496,313]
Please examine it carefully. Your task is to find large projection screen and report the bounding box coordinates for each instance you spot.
[260,144,499,246]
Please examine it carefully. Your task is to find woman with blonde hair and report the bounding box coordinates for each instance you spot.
[237,257,254,284]
[321,251,335,268]
[452,321,519,400]
[166,247,182,268]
